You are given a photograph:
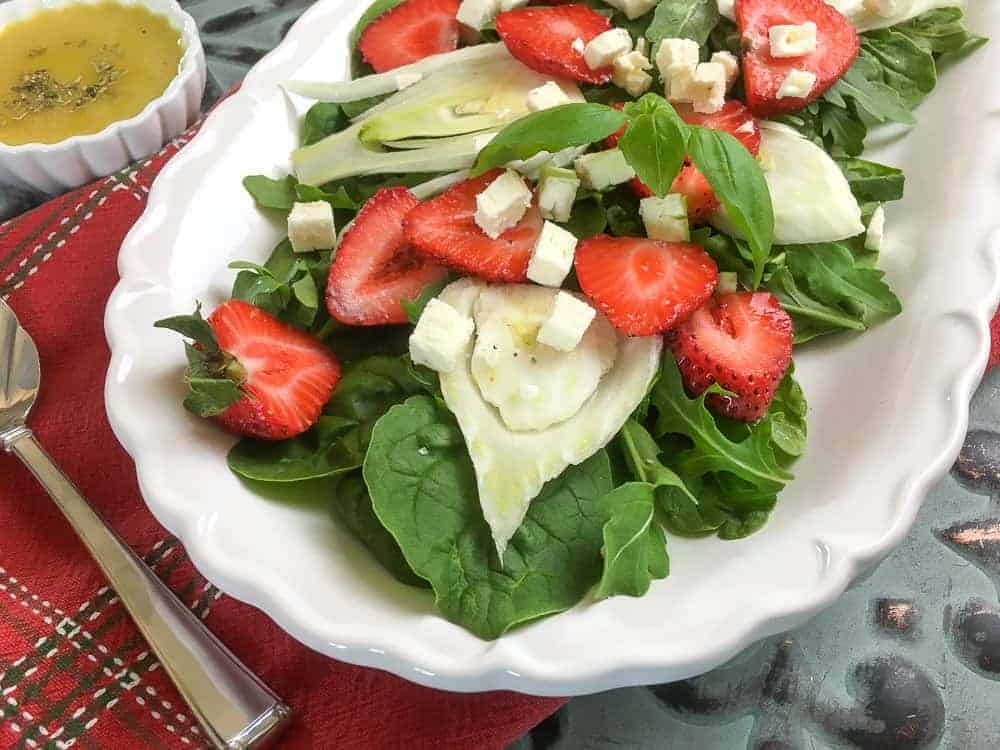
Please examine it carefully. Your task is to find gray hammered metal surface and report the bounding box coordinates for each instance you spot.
[3,3,1000,747]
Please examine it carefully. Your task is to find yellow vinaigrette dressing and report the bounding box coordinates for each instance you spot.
[0,2,184,146]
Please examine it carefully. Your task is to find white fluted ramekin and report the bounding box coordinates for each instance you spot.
[0,0,206,194]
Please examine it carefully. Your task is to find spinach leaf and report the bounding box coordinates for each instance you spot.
[836,157,905,204]
[295,183,358,210]
[333,474,428,588]
[364,395,614,640]
[564,197,609,240]
[766,242,901,344]
[471,104,627,176]
[651,355,791,492]
[646,0,720,53]
[228,356,424,482]
[595,483,669,599]
[687,126,774,287]
[619,94,689,197]
[301,102,349,147]
[242,175,299,211]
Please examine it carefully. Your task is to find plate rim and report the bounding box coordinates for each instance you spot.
[103,0,1000,695]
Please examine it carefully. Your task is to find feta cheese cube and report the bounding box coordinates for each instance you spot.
[776,68,817,99]
[409,299,475,374]
[640,194,690,242]
[635,37,648,57]
[507,150,554,180]
[457,0,499,30]
[499,0,529,9]
[575,149,636,191]
[717,0,735,20]
[538,166,580,223]
[679,62,726,114]
[599,0,658,21]
[474,169,533,239]
[395,72,423,90]
[711,50,740,88]
[288,201,336,253]
[528,221,578,287]
[526,81,571,112]
[584,28,633,70]
[769,22,817,58]
[863,0,902,17]
[537,292,597,352]
[613,51,654,97]
[865,204,886,251]
[655,37,699,79]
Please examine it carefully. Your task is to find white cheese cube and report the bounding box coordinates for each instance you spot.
[395,72,423,90]
[575,149,636,191]
[599,0,658,20]
[863,0,902,17]
[655,37,699,79]
[526,81,571,112]
[457,0,500,30]
[769,22,817,58]
[711,50,740,88]
[499,0,529,9]
[613,51,654,97]
[537,292,597,352]
[865,204,885,252]
[528,221,578,287]
[690,62,727,113]
[288,201,336,253]
[665,63,695,102]
[474,169,533,239]
[640,194,690,242]
[776,68,817,99]
[409,299,475,374]
[635,37,648,57]
[538,166,580,223]
[717,0,735,20]
[584,29,633,70]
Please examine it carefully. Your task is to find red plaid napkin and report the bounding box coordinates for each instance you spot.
[0,121,565,749]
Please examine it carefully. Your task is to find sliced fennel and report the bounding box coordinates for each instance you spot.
[283,43,511,103]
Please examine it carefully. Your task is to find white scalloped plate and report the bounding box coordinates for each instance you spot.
[104,0,1000,695]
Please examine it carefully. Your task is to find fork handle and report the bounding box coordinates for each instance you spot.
[4,427,291,750]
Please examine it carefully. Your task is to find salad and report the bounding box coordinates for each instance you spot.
[155,0,985,640]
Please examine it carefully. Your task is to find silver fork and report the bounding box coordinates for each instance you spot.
[0,299,291,750]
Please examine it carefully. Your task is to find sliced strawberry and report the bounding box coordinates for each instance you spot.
[737,0,859,117]
[607,101,761,222]
[327,187,448,326]
[574,236,718,336]
[404,170,543,282]
[667,291,793,422]
[359,0,461,73]
[208,301,341,440]
[495,5,614,84]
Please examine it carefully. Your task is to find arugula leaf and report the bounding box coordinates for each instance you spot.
[471,103,627,177]
[646,0,720,53]
[651,355,791,492]
[230,240,330,330]
[836,157,905,204]
[595,483,669,599]
[364,395,614,640]
[301,102,349,147]
[768,367,808,459]
[242,175,299,211]
[619,94,689,197]
[333,474,429,588]
[687,126,774,287]
[228,356,425,482]
[295,183,358,210]
[766,242,901,344]
[860,30,936,108]
[401,278,449,325]
[893,8,987,63]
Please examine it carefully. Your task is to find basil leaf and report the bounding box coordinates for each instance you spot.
[595,483,669,600]
[687,126,774,287]
[646,0,720,53]
[242,175,299,211]
[471,103,627,177]
[364,395,614,640]
[301,102,349,147]
[619,94,689,197]
[333,474,429,588]
[836,157,905,204]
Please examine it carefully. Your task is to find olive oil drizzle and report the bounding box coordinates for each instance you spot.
[1,43,127,124]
